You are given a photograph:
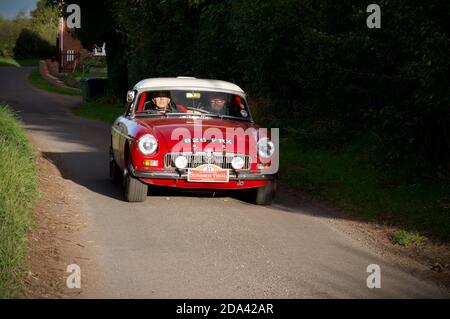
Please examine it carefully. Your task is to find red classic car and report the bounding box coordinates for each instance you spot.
[110,77,278,204]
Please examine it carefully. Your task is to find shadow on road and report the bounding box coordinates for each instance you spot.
[41,151,238,203]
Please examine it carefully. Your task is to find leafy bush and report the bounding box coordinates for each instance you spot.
[0,20,21,57]
[13,28,54,59]
[79,56,107,72]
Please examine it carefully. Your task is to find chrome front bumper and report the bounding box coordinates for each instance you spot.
[130,166,275,181]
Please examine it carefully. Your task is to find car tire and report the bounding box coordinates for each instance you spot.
[248,179,277,205]
[123,166,148,202]
[109,148,122,184]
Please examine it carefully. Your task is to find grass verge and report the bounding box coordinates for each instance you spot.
[28,68,80,96]
[16,59,40,67]
[0,57,40,67]
[74,100,124,123]
[67,71,107,79]
[280,139,450,242]
[390,230,423,247]
[0,57,20,67]
[0,105,38,298]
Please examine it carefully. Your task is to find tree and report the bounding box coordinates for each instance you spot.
[70,0,128,100]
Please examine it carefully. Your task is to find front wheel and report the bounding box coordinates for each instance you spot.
[123,166,148,202]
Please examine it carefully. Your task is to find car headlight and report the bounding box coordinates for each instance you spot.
[138,134,158,155]
[174,155,188,169]
[257,137,275,159]
[231,156,245,170]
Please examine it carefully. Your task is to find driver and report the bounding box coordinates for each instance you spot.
[152,91,172,112]
[145,91,186,113]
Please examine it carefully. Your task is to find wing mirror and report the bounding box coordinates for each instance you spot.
[126,90,136,103]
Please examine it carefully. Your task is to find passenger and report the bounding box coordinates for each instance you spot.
[209,93,227,115]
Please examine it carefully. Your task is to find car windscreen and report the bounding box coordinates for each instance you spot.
[134,90,251,120]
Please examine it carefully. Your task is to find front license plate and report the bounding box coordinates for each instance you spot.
[187,164,229,183]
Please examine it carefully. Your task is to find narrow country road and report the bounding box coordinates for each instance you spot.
[1,66,448,298]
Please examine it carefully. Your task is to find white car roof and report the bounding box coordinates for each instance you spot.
[133,77,245,96]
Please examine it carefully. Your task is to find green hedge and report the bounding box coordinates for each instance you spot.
[70,0,450,182]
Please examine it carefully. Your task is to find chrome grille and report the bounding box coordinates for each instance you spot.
[164,152,251,170]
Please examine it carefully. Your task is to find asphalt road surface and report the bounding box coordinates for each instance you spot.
[1,67,448,298]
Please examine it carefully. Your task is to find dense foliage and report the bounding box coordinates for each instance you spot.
[70,0,449,180]
[0,0,58,58]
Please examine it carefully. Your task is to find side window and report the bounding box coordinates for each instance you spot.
[230,95,248,118]
[229,96,240,117]
[135,92,149,113]
[124,101,132,116]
